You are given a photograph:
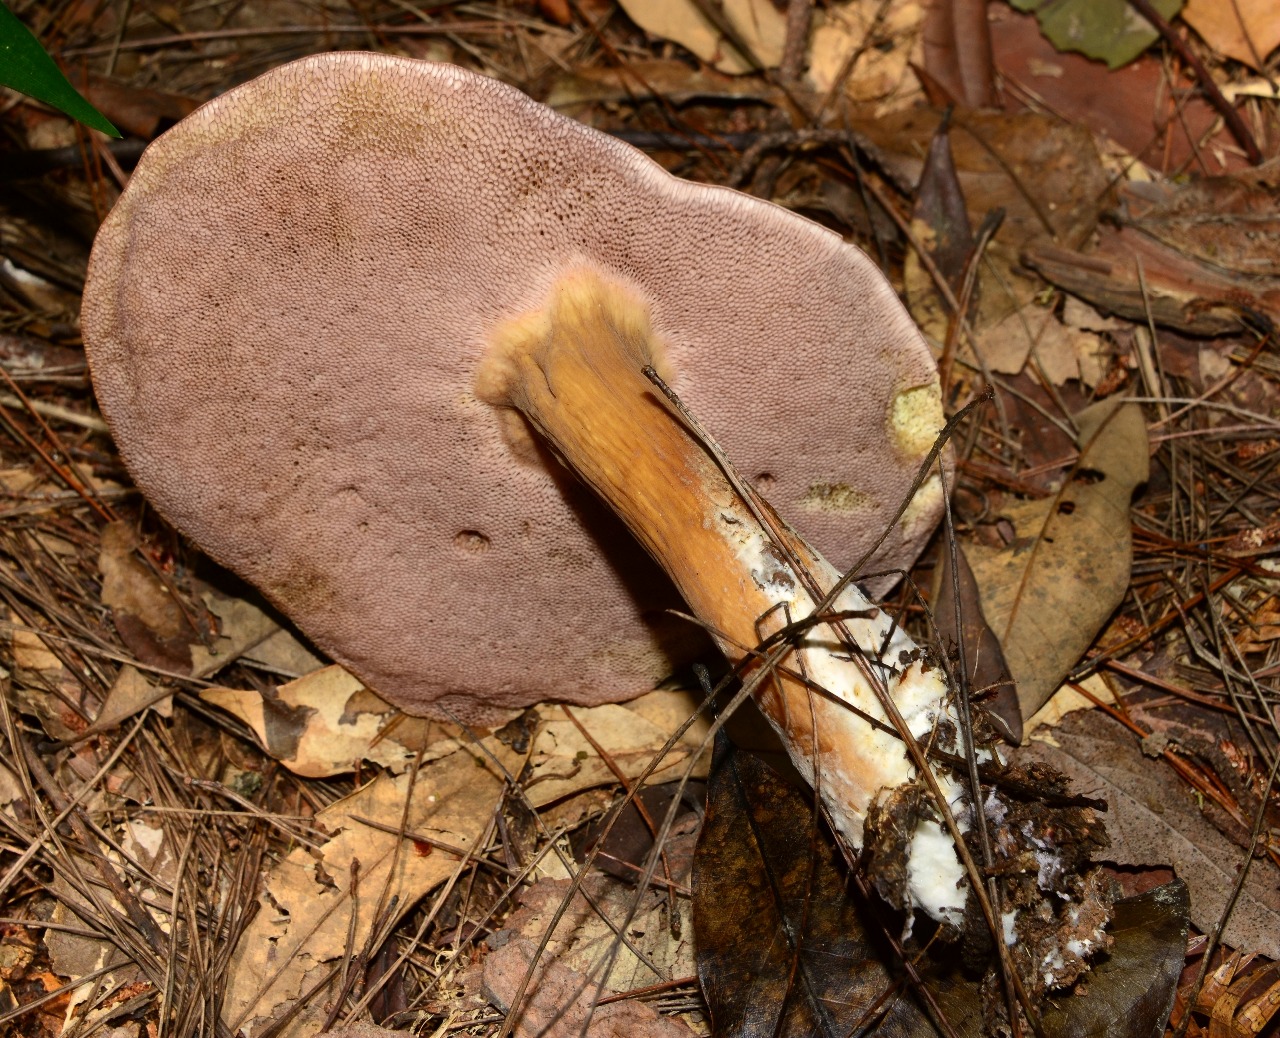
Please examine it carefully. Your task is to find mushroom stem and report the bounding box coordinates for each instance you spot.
[484,268,971,926]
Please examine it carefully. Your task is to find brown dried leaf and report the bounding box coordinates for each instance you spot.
[484,935,696,1038]
[1183,0,1280,69]
[1016,709,1280,958]
[966,400,1148,723]
[98,522,192,673]
[693,740,936,1038]
[616,0,785,74]
[921,0,996,107]
[932,542,1021,742]
[223,758,503,1037]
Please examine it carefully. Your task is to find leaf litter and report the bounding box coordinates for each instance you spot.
[1,1,1280,1036]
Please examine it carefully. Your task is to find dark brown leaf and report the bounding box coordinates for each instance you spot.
[694,737,1192,1038]
[932,542,1021,743]
[693,738,936,1038]
[921,0,996,108]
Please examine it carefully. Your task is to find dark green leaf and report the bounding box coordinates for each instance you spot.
[1007,0,1184,70]
[0,3,120,137]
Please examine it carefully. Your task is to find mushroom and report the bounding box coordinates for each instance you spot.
[81,53,947,725]
[82,53,1112,962]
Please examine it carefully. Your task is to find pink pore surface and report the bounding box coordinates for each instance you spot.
[82,53,943,722]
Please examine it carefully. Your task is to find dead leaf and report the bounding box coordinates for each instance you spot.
[1183,0,1280,69]
[976,303,1109,386]
[223,758,503,1037]
[484,935,695,1038]
[90,664,171,733]
[189,587,281,679]
[202,666,422,778]
[617,0,785,74]
[809,0,926,111]
[871,106,1112,346]
[967,399,1148,723]
[1023,672,1118,735]
[1016,708,1280,959]
[98,522,192,673]
[693,739,936,1038]
[498,873,695,995]
[920,0,996,107]
[932,542,1020,742]
[1024,176,1280,335]
[698,736,1189,1037]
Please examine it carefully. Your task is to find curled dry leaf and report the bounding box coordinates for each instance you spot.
[966,399,1149,723]
[204,670,710,795]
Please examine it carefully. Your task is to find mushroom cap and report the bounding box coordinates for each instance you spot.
[82,53,946,723]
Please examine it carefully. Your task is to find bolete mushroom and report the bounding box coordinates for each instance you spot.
[83,53,1112,966]
[81,53,947,725]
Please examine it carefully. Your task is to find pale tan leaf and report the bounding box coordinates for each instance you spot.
[809,0,925,110]
[202,665,423,777]
[91,664,171,732]
[976,302,1109,386]
[1183,0,1280,70]
[223,759,503,1036]
[617,0,785,74]
[967,400,1148,725]
[188,587,281,679]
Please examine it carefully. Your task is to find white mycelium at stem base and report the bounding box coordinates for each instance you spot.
[480,268,970,926]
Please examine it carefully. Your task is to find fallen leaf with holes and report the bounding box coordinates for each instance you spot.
[98,522,193,673]
[616,0,784,74]
[966,399,1148,723]
[1182,0,1280,69]
[484,934,695,1038]
[222,755,503,1037]
[1017,708,1280,959]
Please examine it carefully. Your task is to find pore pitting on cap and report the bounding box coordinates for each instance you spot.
[83,52,945,722]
